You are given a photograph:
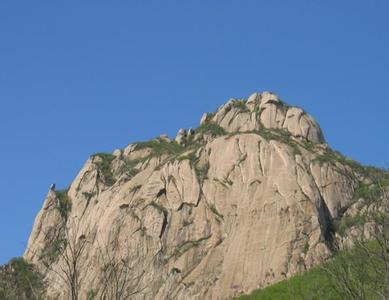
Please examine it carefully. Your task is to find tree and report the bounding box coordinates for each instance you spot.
[324,179,389,299]
[40,218,90,300]
[0,257,44,299]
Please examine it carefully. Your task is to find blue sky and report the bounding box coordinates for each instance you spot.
[0,1,388,264]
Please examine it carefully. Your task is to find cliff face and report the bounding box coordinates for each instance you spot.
[24,92,370,299]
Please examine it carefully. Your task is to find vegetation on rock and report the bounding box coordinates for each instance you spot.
[93,153,116,186]
[0,257,44,299]
[55,189,72,220]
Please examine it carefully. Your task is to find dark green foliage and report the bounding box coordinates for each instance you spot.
[197,122,226,137]
[0,257,44,299]
[55,189,72,220]
[93,153,116,186]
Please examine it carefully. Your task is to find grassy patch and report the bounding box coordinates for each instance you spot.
[235,267,337,300]
[136,139,184,157]
[247,128,302,155]
[232,100,249,112]
[197,122,226,137]
[313,150,365,174]
[301,140,316,152]
[177,151,197,163]
[236,238,389,300]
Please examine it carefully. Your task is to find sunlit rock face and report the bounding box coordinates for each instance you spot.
[25,92,364,299]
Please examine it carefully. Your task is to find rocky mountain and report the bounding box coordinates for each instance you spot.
[24,91,382,299]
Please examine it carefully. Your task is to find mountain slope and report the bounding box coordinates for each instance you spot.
[24,91,379,299]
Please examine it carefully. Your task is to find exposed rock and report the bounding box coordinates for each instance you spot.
[188,128,195,136]
[175,128,187,145]
[24,91,375,299]
[159,134,171,143]
[200,113,210,125]
[113,149,122,157]
[246,92,261,111]
[205,91,325,143]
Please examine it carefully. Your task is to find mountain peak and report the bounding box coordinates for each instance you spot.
[175,91,324,146]
[23,90,381,299]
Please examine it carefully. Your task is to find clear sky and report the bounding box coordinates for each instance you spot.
[1,1,388,264]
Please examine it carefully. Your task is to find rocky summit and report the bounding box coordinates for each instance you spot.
[24,92,378,299]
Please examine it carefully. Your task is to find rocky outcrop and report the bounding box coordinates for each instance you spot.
[24,91,375,299]
[209,92,324,143]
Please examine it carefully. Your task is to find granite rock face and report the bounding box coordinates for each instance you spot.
[210,92,324,143]
[25,92,368,299]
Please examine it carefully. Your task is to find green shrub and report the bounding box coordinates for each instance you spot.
[0,257,44,299]
[197,122,226,137]
[232,100,249,112]
[248,128,302,155]
[313,150,364,173]
[136,139,184,157]
[55,189,72,220]
[313,152,337,166]
[354,183,381,203]
[334,214,366,237]
[93,153,116,186]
